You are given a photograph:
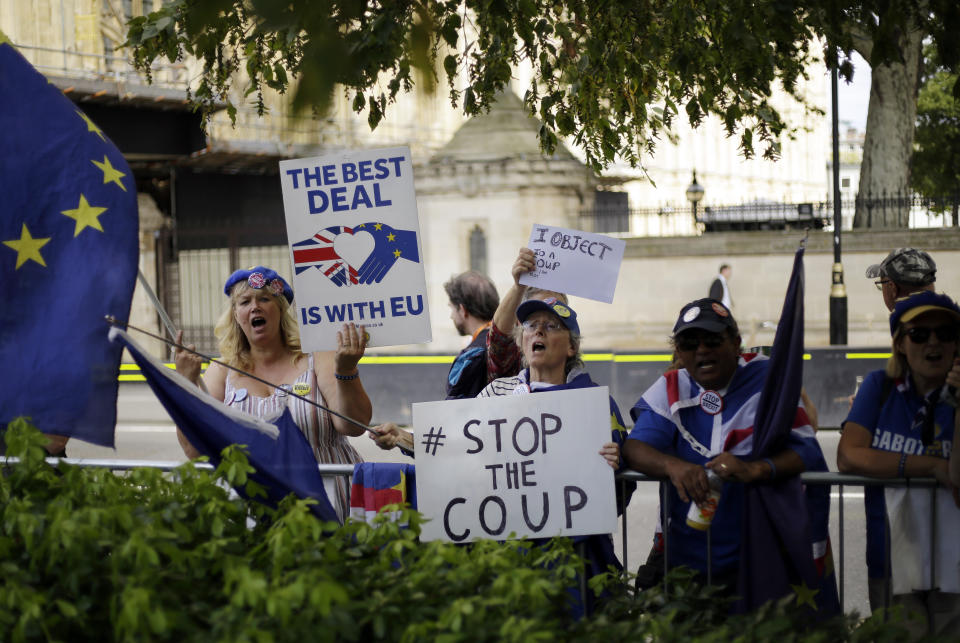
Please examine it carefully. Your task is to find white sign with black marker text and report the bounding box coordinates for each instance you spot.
[413,387,616,543]
[518,224,625,303]
[279,146,431,351]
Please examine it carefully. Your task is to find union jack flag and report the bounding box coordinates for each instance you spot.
[291,225,357,285]
[639,352,816,460]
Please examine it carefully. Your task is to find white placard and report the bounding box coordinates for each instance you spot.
[413,387,616,543]
[518,224,625,303]
[279,147,431,350]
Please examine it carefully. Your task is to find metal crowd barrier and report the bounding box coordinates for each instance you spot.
[1,456,945,615]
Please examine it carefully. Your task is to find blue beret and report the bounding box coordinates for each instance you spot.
[223,266,294,304]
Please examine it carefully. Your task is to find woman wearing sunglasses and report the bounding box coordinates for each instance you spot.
[624,298,831,605]
[838,290,960,636]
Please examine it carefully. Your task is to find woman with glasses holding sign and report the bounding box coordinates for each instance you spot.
[372,298,627,470]
[371,297,632,617]
[174,266,372,521]
[838,291,960,636]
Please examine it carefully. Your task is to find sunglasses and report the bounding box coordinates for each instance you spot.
[874,279,891,291]
[676,332,726,352]
[902,325,960,344]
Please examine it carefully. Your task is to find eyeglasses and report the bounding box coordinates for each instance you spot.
[521,320,566,333]
[874,279,891,291]
[903,325,960,344]
[675,332,726,352]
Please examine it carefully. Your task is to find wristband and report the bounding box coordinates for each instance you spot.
[334,372,359,381]
[897,452,908,478]
[762,458,777,480]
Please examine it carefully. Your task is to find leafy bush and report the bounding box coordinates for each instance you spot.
[0,419,913,642]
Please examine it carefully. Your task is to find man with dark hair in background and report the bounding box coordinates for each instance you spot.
[866,247,936,311]
[443,271,499,399]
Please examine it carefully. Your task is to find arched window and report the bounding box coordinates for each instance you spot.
[469,226,487,275]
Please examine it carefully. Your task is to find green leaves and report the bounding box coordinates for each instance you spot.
[0,420,576,641]
[0,420,921,641]
[119,0,960,172]
[911,66,960,219]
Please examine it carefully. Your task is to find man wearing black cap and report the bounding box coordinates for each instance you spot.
[623,298,826,592]
[866,247,936,311]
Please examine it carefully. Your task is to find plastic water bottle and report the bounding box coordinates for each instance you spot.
[686,468,723,530]
[853,375,864,398]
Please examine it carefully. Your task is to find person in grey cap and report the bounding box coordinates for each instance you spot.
[866,247,936,311]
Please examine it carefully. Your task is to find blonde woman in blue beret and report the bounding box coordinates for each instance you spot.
[175,266,371,520]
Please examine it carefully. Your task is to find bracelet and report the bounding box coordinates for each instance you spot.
[762,458,777,480]
[334,372,359,381]
[897,452,908,478]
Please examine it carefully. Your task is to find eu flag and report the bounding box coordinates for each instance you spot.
[354,221,420,284]
[736,246,840,618]
[0,36,138,447]
[110,327,339,522]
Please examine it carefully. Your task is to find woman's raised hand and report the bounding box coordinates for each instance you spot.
[174,330,203,385]
[512,247,537,286]
[335,323,367,375]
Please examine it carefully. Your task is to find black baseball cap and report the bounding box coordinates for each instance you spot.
[673,298,737,335]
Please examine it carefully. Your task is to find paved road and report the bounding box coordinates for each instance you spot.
[68,384,871,617]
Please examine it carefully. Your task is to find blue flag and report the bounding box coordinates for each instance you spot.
[0,38,138,447]
[354,221,419,284]
[736,247,840,618]
[349,462,418,523]
[110,327,339,523]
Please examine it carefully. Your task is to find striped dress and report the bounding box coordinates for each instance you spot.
[223,353,362,521]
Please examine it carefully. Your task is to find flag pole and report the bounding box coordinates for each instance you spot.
[137,268,178,341]
[106,316,376,435]
[135,268,209,395]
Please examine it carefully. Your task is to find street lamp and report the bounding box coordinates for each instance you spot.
[686,170,705,226]
[829,65,847,344]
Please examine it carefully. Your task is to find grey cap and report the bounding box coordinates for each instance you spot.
[865,248,936,286]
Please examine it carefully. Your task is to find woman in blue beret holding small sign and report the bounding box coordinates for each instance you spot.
[175,265,372,521]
